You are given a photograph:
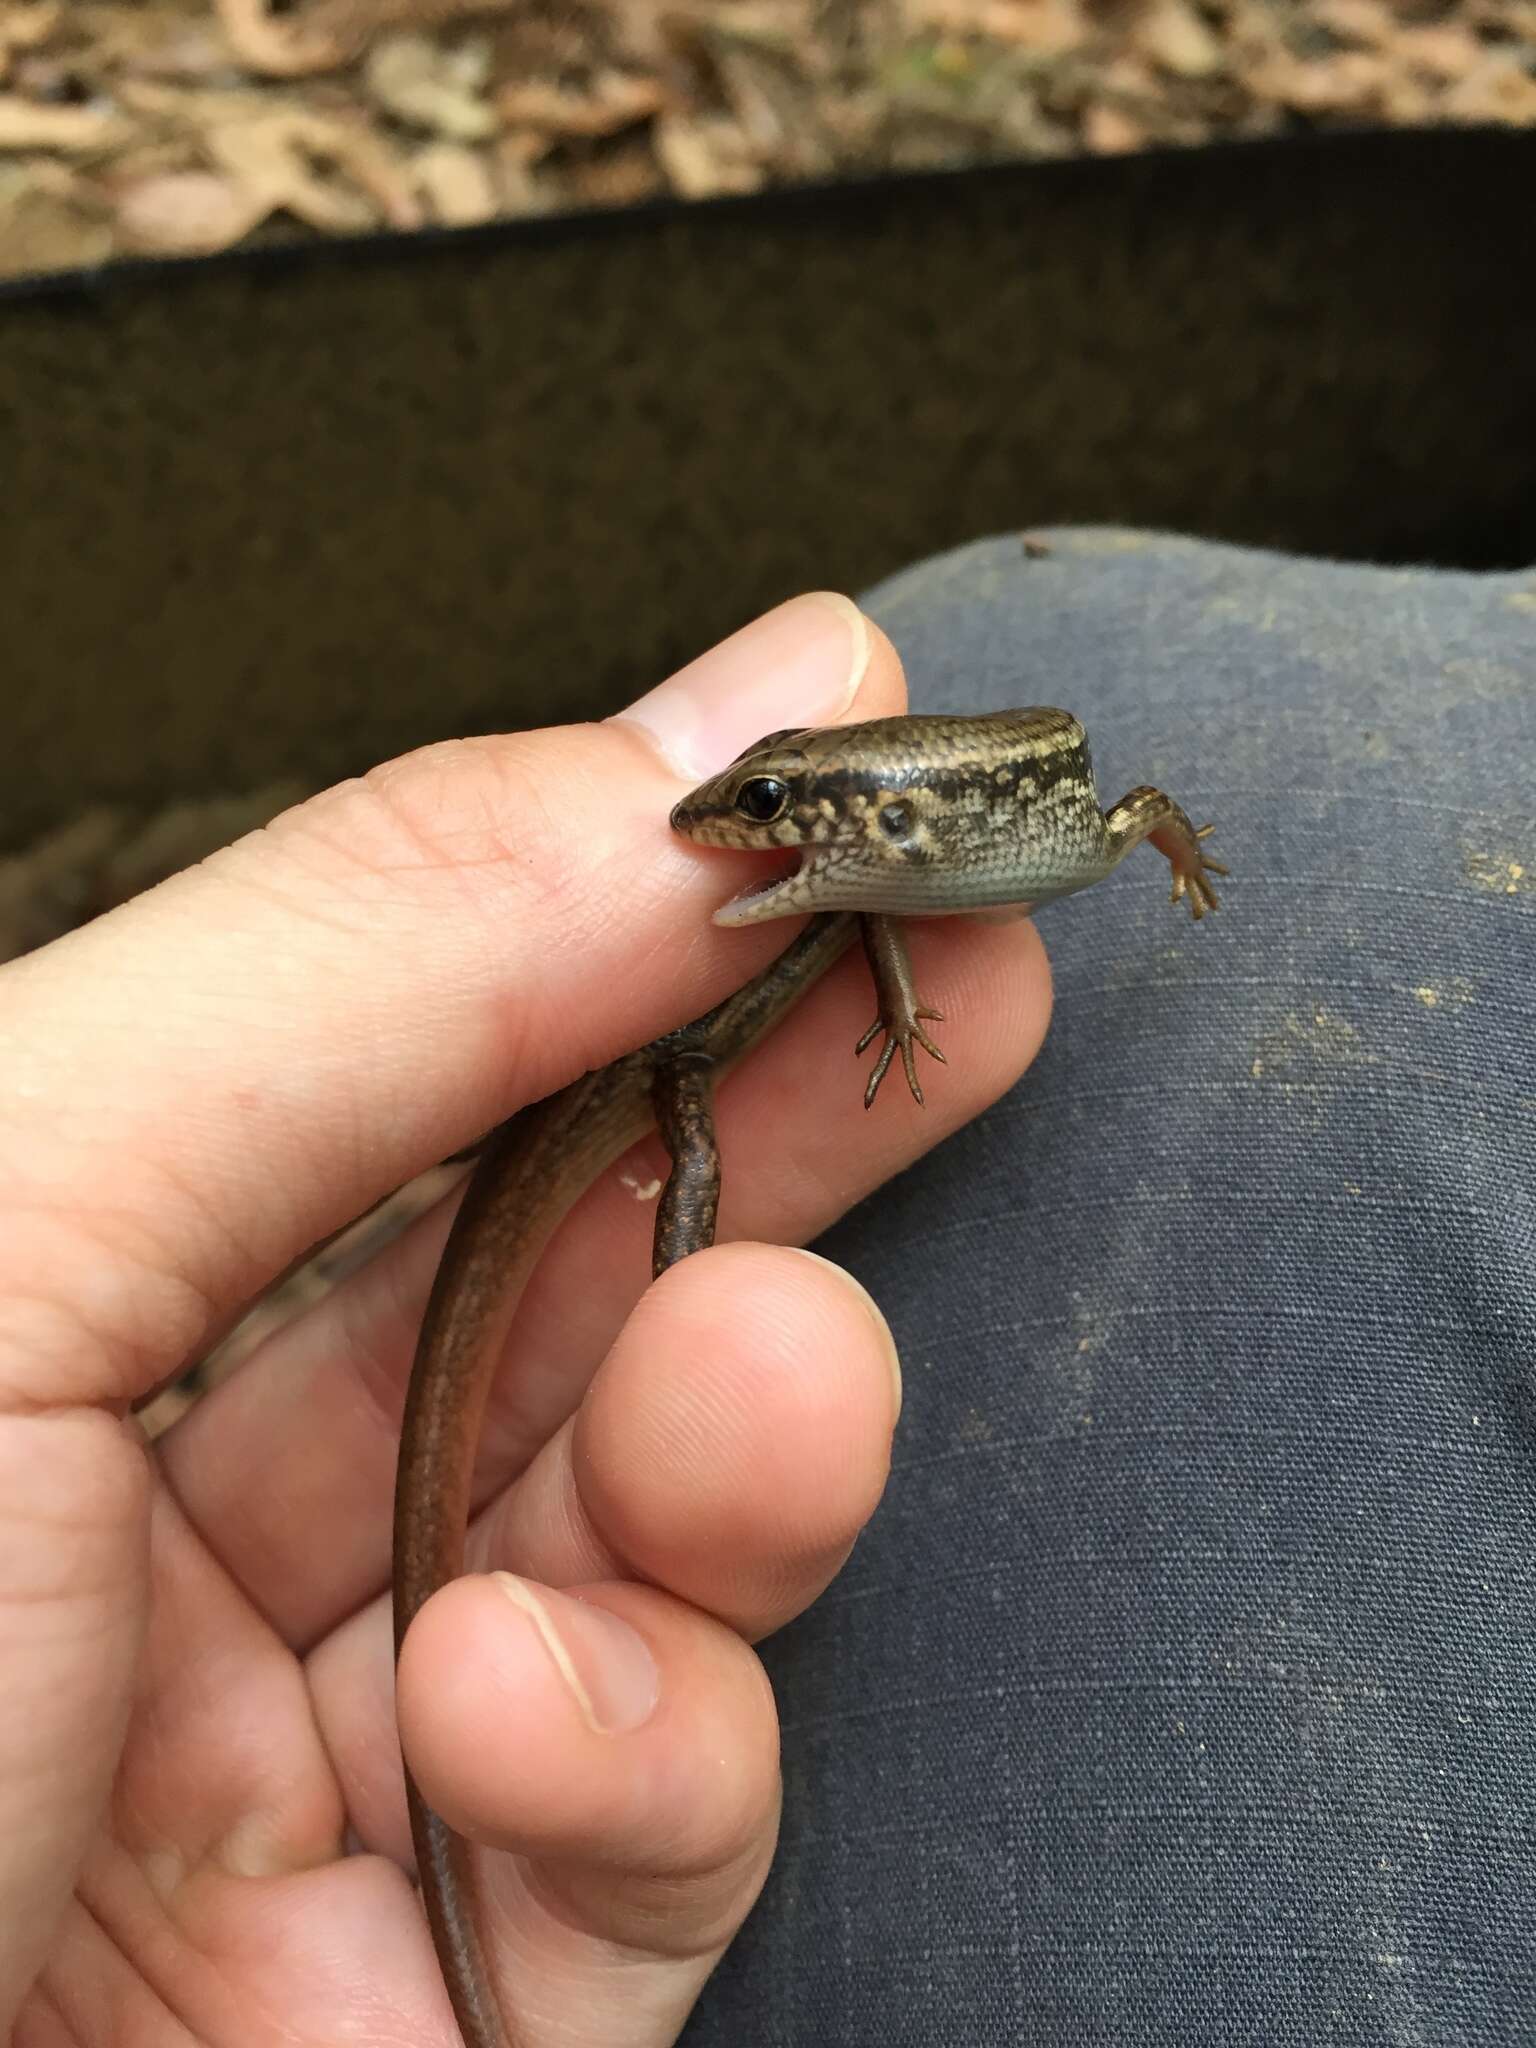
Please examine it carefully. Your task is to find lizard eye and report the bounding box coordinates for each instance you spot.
[734,776,790,824]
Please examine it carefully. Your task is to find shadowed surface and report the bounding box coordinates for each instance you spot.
[4,127,1536,850]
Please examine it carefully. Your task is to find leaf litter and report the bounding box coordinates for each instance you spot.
[1,0,1532,276]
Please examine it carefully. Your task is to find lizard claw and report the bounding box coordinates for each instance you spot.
[1169,824,1228,920]
[857,1003,946,1108]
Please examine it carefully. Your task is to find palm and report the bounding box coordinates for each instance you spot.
[20,1464,452,2047]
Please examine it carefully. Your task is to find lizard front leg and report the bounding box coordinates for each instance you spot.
[1104,786,1229,919]
[856,913,946,1109]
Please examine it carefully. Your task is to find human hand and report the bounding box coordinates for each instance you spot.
[1,594,1051,2045]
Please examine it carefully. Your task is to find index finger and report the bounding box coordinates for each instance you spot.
[0,594,901,1410]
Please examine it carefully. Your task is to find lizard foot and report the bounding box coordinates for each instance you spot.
[856,1001,946,1109]
[1166,821,1229,920]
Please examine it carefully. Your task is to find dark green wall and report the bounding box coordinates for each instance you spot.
[3,126,1533,848]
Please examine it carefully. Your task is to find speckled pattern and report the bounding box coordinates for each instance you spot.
[671,709,1112,916]
[682,530,1536,2046]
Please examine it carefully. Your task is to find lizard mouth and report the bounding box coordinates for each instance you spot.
[712,849,816,927]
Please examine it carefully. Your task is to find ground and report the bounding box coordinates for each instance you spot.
[1,0,1534,277]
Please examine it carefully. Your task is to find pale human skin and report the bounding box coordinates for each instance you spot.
[0,593,1051,2047]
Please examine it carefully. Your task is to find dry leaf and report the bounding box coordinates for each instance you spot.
[366,31,495,139]
[651,0,802,42]
[0,94,130,151]
[1100,51,1158,93]
[1394,24,1486,82]
[1245,46,1386,112]
[0,1,61,61]
[1443,53,1536,122]
[495,70,664,137]
[1133,0,1222,78]
[115,167,267,251]
[213,0,354,78]
[653,111,759,195]
[58,4,209,82]
[1308,0,1393,47]
[118,24,245,83]
[208,107,422,229]
[209,124,372,230]
[5,0,1536,280]
[651,109,718,193]
[1083,98,1146,147]
[496,123,552,166]
[971,0,1087,54]
[0,1,55,89]
[491,130,550,207]
[567,130,663,203]
[409,136,496,220]
[814,86,874,148]
[712,37,840,171]
[1472,0,1536,35]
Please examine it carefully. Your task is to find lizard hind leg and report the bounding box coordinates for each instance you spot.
[1104,786,1229,920]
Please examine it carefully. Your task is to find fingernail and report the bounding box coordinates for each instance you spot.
[615,591,871,782]
[493,1575,660,1735]
[790,1248,903,1423]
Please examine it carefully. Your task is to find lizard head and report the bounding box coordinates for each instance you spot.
[670,716,953,926]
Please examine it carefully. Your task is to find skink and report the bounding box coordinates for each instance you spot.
[393,707,1226,2048]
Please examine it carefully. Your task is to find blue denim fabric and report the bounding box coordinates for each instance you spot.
[683,532,1536,2045]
